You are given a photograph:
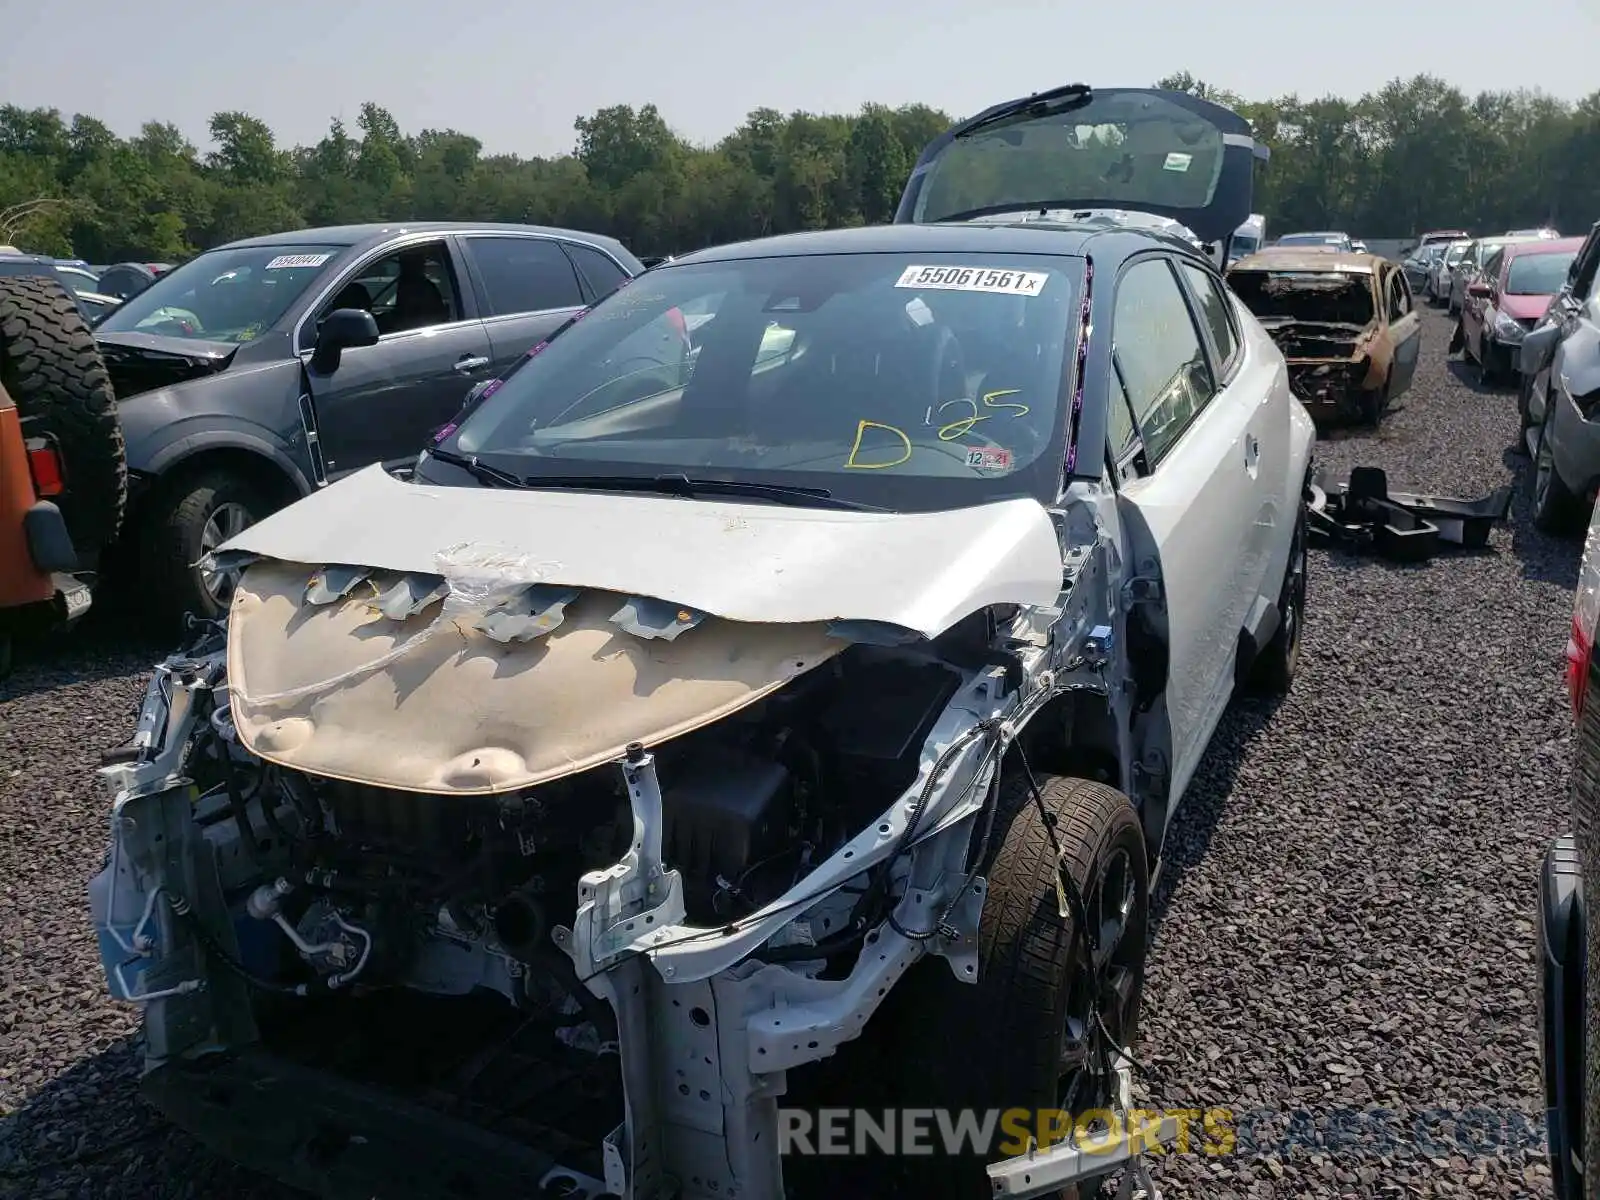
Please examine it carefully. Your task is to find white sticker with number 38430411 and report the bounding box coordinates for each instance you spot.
[894,265,1048,296]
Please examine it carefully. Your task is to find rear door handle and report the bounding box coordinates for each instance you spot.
[1244,433,1261,473]
[453,355,490,374]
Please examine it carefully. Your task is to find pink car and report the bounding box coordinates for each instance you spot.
[1459,236,1585,385]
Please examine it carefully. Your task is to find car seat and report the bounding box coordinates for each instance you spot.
[330,280,373,313]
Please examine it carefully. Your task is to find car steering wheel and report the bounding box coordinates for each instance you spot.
[921,332,1044,468]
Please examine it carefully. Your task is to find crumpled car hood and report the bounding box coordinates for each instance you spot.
[227,559,849,794]
[218,464,1065,639]
[218,466,1065,794]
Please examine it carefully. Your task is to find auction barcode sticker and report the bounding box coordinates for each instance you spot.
[894,265,1048,296]
[265,253,333,270]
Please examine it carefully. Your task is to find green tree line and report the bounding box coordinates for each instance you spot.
[2,72,1598,263]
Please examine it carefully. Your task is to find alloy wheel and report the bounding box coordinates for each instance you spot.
[199,501,253,604]
[1058,842,1146,1116]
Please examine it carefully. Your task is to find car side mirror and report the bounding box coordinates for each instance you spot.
[310,307,380,373]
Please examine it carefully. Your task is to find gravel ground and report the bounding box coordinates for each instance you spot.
[0,305,1576,1199]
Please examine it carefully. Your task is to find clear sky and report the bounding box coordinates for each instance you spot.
[4,0,1598,159]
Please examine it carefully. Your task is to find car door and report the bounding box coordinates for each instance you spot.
[1384,265,1422,396]
[1175,260,1280,591]
[1452,242,1482,309]
[1110,255,1259,802]
[299,236,492,476]
[1461,253,1494,355]
[458,234,592,376]
[1530,227,1600,426]
[1535,244,1600,428]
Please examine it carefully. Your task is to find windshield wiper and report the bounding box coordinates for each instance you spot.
[424,447,527,489]
[950,82,1093,140]
[428,450,885,510]
[513,471,885,511]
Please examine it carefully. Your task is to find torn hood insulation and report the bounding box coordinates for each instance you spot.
[227,559,850,794]
[216,466,1067,794]
[217,464,1067,639]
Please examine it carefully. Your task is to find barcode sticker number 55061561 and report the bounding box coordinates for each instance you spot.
[894,265,1048,296]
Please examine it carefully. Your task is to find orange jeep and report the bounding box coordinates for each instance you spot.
[0,271,126,676]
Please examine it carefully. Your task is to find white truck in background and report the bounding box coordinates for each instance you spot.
[1228,213,1266,264]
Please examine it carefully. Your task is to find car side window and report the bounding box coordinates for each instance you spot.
[563,242,630,301]
[1179,263,1239,377]
[1107,366,1140,462]
[1387,270,1409,321]
[308,240,463,347]
[464,236,584,316]
[1112,257,1217,468]
[1482,250,1505,284]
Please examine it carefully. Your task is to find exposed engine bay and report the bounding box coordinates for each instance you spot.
[154,635,964,1003]
[90,545,1128,1197]
[1226,268,1375,328]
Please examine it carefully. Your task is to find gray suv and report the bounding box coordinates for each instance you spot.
[95,222,642,625]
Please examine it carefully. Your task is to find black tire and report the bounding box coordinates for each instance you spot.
[1533,397,1585,535]
[0,275,126,555]
[1579,781,1600,1200]
[879,772,1149,1199]
[143,469,269,629]
[1515,373,1536,453]
[0,632,12,681]
[1357,375,1387,427]
[1248,502,1307,696]
[1480,340,1507,388]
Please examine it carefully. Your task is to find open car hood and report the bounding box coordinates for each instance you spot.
[895,85,1270,246]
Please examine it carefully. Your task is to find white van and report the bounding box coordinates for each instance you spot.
[1227,214,1266,264]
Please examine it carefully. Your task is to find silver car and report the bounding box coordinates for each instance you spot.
[1401,243,1443,293]
[1426,240,1470,306]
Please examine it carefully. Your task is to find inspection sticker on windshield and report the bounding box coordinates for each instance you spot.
[1163,152,1193,172]
[965,446,1013,472]
[265,253,333,270]
[894,265,1048,296]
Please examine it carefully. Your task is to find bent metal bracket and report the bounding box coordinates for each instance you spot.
[1307,465,1513,563]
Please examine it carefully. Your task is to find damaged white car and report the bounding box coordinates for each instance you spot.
[90,85,1312,1200]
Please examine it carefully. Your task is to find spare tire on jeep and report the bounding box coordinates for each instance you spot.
[0,274,127,558]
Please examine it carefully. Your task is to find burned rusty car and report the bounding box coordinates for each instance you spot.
[1227,249,1421,425]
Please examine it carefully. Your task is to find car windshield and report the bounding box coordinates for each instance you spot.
[1231,235,1260,257]
[1445,244,1469,265]
[94,244,344,343]
[445,251,1082,511]
[1506,251,1577,295]
[55,266,101,295]
[1227,269,1374,325]
[1277,234,1343,247]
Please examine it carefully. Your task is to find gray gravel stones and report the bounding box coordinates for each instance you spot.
[0,311,1576,1198]
[1141,322,1572,1198]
